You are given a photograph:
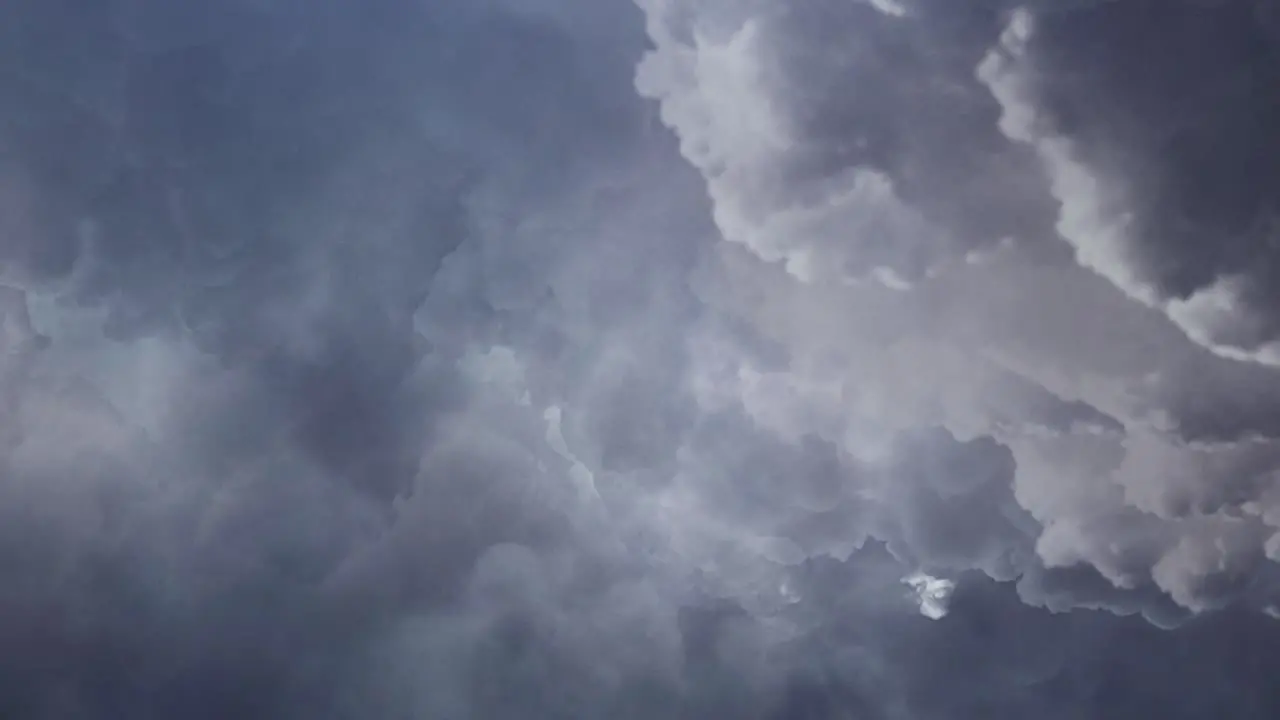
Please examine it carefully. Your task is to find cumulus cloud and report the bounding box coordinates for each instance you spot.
[6,0,1280,717]
[981,1,1280,366]
[636,0,1280,622]
[903,571,956,619]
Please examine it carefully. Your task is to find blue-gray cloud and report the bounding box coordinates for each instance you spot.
[5,0,1280,718]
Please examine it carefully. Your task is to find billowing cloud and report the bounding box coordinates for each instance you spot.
[6,0,1280,718]
[636,0,1280,622]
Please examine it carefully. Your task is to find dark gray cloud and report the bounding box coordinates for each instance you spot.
[6,0,1280,718]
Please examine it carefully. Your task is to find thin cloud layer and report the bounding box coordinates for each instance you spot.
[4,0,1280,718]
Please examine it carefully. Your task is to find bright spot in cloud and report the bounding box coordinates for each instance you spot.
[903,572,956,620]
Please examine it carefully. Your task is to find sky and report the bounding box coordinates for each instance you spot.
[3,0,1280,717]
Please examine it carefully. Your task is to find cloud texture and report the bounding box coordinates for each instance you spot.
[5,0,1280,717]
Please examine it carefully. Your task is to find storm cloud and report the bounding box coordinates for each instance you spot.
[5,0,1280,718]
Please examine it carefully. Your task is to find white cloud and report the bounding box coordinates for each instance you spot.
[903,571,956,619]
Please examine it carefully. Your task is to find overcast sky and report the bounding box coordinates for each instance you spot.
[4,0,1280,718]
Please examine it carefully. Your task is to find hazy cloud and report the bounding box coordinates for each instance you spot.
[6,0,1280,718]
